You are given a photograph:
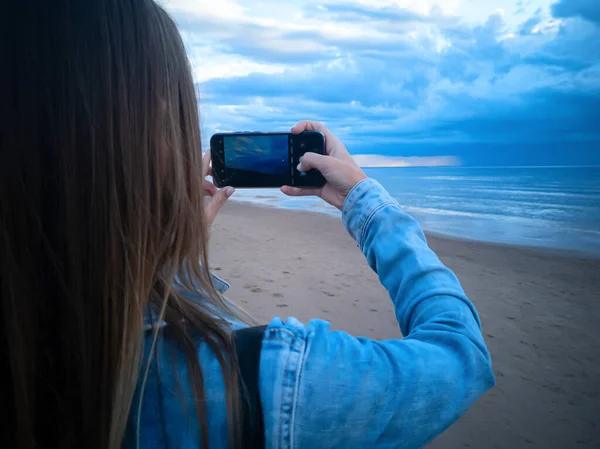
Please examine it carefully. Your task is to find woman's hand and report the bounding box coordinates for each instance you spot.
[202,150,235,226]
[281,121,367,210]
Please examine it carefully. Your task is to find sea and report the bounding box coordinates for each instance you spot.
[230,166,600,255]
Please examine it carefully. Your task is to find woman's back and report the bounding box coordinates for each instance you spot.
[126,175,496,448]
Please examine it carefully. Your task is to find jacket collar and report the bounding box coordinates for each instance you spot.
[143,272,230,331]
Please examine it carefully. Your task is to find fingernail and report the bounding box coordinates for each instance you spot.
[226,187,235,196]
[296,162,302,171]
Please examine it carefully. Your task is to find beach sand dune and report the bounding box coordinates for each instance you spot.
[210,201,600,449]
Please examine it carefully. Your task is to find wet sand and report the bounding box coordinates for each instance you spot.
[210,201,600,449]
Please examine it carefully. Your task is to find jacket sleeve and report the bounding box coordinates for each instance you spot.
[259,179,495,449]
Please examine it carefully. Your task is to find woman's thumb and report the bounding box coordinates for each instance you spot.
[297,152,334,174]
[206,186,235,224]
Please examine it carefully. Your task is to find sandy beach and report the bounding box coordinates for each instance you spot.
[210,201,600,449]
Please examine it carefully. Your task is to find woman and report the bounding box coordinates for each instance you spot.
[0,1,494,448]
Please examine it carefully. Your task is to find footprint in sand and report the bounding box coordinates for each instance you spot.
[322,290,336,297]
[276,304,289,308]
[272,293,284,298]
[243,283,263,293]
[368,308,378,312]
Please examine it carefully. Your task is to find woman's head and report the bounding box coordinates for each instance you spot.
[1,1,241,448]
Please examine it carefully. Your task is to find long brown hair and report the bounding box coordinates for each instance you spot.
[0,1,244,448]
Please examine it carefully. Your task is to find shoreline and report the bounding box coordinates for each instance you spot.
[210,201,600,449]
[228,198,600,260]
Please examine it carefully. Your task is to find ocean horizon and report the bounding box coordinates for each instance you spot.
[228,165,600,255]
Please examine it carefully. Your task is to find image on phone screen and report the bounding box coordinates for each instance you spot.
[225,134,288,177]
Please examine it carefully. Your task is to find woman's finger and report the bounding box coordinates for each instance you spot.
[291,120,325,134]
[297,152,336,175]
[291,120,338,156]
[205,186,235,225]
[203,179,218,196]
[280,186,321,197]
[202,150,212,178]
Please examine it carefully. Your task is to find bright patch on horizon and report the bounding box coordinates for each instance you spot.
[353,154,462,167]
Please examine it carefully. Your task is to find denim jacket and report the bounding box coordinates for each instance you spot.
[124,178,495,448]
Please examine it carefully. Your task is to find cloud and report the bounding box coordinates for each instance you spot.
[429,86,600,144]
[551,0,600,26]
[200,53,433,108]
[353,154,462,167]
[176,16,335,64]
[311,2,440,24]
[520,54,593,71]
[169,0,600,167]
[518,8,544,35]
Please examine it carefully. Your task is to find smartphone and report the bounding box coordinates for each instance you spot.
[210,131,326,188]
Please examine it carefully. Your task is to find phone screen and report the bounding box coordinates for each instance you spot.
[211,131,326,188]
[224,134,288,177]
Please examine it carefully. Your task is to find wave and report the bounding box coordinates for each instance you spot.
[400,205,586,228]
[418,176,500,181]
[402,206,510,220]
[420,195,593,211]
[446,188,600,200]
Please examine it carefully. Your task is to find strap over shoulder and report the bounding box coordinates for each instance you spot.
[234,325,267,448]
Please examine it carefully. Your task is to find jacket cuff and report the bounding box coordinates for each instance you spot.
[342,178,397,248]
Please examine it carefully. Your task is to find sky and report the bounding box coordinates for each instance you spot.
[162,0,600,167]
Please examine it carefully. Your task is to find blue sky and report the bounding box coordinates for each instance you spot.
[164,0,600,167]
